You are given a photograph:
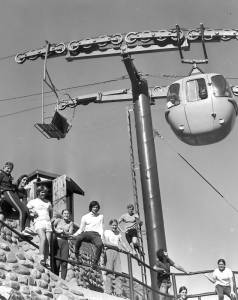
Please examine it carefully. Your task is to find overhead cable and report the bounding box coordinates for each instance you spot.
[0,75,129,103]
[0,103,54,119]
[0,71,237,104]
[0,54,15,61]
[154,129,238,215]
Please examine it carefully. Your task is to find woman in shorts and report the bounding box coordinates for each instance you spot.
[27,185,52,266]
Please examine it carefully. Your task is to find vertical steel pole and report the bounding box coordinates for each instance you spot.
[122,54,167,300]
[171,274,178,299]
[232,273,238,300]
[127,253,135,300]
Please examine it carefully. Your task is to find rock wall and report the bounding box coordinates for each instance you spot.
[67,240,104,292]
[0,219,88,300]
[0,219,133,300]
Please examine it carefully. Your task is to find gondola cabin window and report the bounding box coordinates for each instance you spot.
[167,83,180,108]
[186,78,208,102]
[211,75,232,97]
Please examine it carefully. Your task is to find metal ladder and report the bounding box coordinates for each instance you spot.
[127,107,148,298]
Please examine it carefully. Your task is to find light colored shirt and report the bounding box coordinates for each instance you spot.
[104,229,122,247]
[118,212,139,232]
[74,212,104,237]
[212,267,233,287]
[27,198,52,222]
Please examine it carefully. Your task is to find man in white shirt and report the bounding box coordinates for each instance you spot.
[103,219,129,296]
[73,201,104,267]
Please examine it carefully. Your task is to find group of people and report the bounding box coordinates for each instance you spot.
[0,162,31,232]
[0,161,144,296]
[154,249,236,300]
[72,200,142,296]
[0,161,237,299]
[0,161,54,266]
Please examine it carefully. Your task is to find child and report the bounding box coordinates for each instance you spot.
[27,185,52,266]
[15,174,33,233]
[0,162,29,232]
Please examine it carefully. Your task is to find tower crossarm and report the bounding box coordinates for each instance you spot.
[58,86,168,110]
[15,27,238,64]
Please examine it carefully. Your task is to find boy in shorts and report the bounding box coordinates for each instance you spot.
[118,204,143,257]
[27,185,52,266]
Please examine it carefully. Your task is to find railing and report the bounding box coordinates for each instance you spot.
[0,220,237,300]
[54,246,166,300]
[0,219,39,249]
[172,270,238,300]
[70,246,238,300]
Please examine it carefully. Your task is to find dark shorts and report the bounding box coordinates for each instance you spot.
[157,274,171,289]
[125,228,138,244]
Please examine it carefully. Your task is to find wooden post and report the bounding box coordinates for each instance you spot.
[52,175,67,216]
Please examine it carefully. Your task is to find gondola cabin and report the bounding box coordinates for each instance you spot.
[165,72,238,145]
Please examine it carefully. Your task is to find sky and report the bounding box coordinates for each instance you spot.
[1,0,238,296]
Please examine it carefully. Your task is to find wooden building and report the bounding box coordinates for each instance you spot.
[26,169,84,220]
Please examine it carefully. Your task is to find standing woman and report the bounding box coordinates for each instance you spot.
[27,185,53,266]
[52,209,74,279]
[15,175,28,205]
[205,259,236,300]
[15,174,32,232]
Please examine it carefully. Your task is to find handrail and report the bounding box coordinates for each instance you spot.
[1,222,238,300]
[171,270,238,300]
[105,243,156,273]
[173,270,213,276]
[0,219,39,249]
[0,220,161,298]
[54,255,173,298]
[56,243,176,299]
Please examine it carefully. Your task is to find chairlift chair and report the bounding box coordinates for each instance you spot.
[34,41,72,139]
[35,110,71,139]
